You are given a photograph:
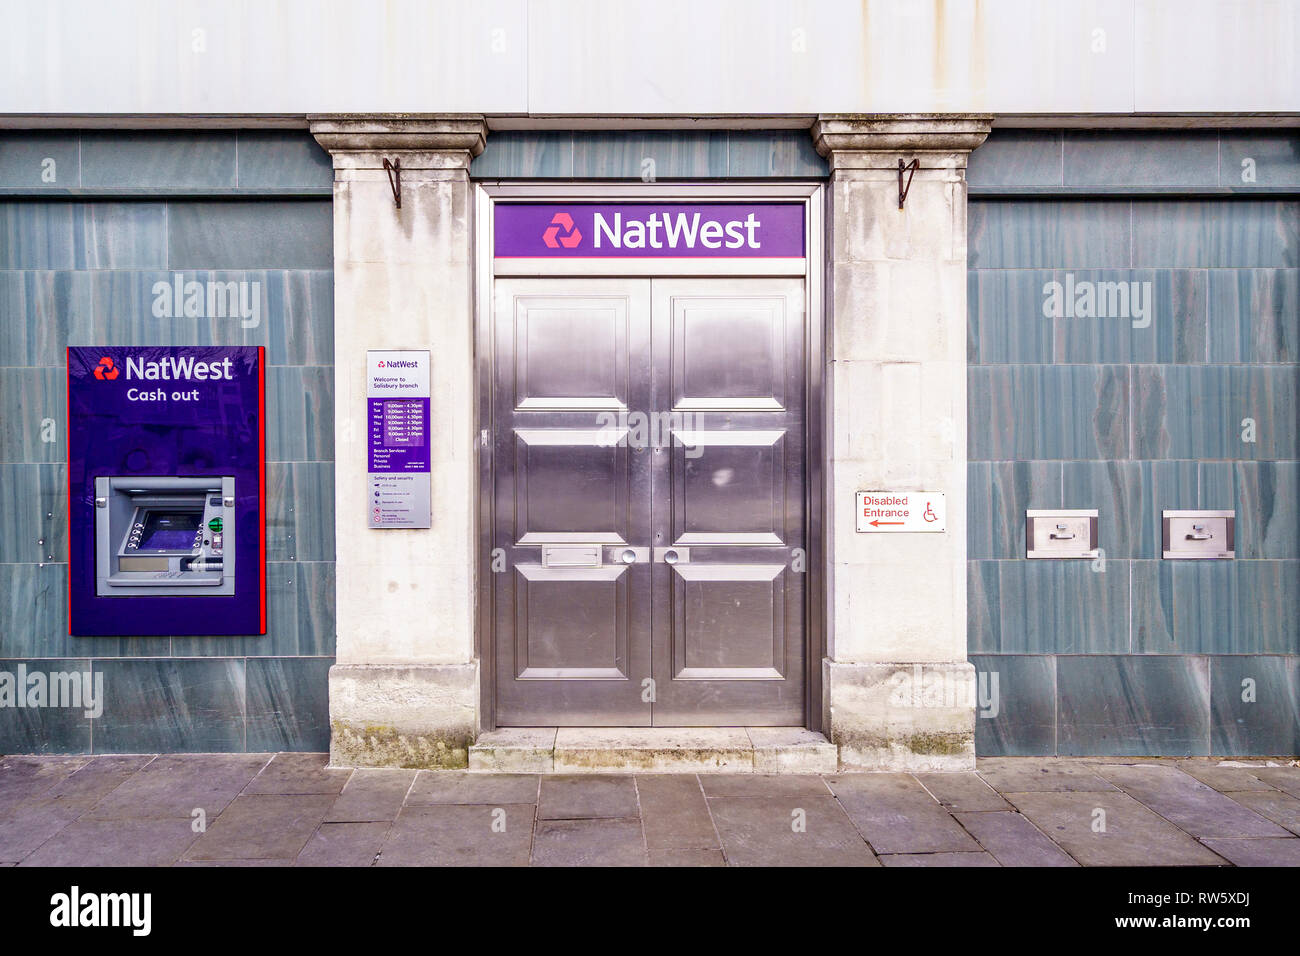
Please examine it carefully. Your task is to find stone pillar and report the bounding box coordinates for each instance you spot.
[812,114,991,771]
[309,115,487,768]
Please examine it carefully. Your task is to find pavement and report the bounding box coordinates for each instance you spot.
[1,753,1298,866]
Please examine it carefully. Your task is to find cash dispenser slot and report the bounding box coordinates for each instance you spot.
[95,476,236,597]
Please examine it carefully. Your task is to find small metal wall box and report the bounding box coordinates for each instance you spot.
[1026,509,1100,559]
[1162,510,1235,559]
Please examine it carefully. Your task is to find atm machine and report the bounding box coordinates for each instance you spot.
[95,476,236,596]
[68,346,265,636]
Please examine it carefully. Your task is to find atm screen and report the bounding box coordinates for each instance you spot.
[136,511,201,551]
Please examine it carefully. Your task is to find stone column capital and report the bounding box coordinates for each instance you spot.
[811,113,992,169]
[308,113,488,170]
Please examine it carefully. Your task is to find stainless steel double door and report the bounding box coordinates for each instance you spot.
[492,277,805,726]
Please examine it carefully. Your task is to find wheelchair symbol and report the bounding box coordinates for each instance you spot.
[923,501,938,523]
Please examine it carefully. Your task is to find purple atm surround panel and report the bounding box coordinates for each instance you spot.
[67,346,266,637]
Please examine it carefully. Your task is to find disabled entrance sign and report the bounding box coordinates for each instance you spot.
[856,492,946,533]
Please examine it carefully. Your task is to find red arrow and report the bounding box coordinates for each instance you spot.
[870,520,904,527]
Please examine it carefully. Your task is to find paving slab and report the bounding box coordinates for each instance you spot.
[1174,760,1278,792]
[183,793,334,861]
[407,770,539,806]
[1007,791,1228,866]
[1250,766,1300,798]
[699,773,832,801]
[1200,837,1300,867]
[0,754,93,782]
[28,755,153,814]
[244,753,351,795]
[378,805,534,866]
[977,758,1118,793]
[468,729,556,773]
[0,755,95,815]
[1225,790,1300,836]
[827,774,982,854]
[85,754,271,821]
[649,848,726,866]
[915,772,1012,811]
[141,753,272,783]
[747,728,838,773]
[296,822,389,867]
[19,818,199,867]
[953,811,1078,866]
[635,774,718,850]
[538,774,639,819]
[531,818,646,866]
[324,769,415,823]
[0,805,80,862]
[1094,764,1290,839]
[553,728,752,773]
[879,852,1000,867]
[708,795,878,867]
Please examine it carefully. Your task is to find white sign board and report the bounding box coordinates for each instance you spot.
[367,350,431,529]
[856,492,946,533]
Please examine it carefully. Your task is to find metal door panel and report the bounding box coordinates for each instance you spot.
[493,279,652,726]
[672,429,787,545]
[492,276,806,726]
[514,563,631,680]
[512,295,630,410]
[649,278,806,725]
[513,428,630,544]
[670,562,787,679]
[669,293,789,411]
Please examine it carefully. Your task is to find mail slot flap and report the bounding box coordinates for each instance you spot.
[1163,510,1234,559]
[541,544,603,568]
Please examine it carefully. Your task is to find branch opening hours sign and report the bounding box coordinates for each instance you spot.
[367,350,431,529]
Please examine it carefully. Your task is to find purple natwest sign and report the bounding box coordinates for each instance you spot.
[494,203,805,258]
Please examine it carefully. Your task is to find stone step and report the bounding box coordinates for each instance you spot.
[468,727,838,774]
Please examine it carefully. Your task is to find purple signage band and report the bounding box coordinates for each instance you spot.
[494,202,805,259]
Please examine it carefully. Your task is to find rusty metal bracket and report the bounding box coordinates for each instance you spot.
[898,158,919,209]
[383,157,402,209]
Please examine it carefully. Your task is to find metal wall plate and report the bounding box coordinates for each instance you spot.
[1163,510,1235,559]
[1026,509,1100,559]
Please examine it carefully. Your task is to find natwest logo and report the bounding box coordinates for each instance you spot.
[542,212,582,249]
[92,356,119,380]
[593,210,761,251]
[120,354,235,381]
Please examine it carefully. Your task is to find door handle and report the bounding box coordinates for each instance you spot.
[653,547,690,564]
[1187,524,1214,541]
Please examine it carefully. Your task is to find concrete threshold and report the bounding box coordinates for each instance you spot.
[469,727,838,774]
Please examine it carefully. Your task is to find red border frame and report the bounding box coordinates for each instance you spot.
[65,347,72,635]
[258,346,266,633]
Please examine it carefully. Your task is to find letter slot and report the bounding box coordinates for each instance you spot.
[541,544,603,569]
